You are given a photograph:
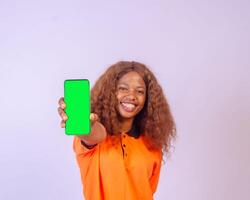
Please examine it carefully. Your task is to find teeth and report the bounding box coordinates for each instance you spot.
[122,103,135,109]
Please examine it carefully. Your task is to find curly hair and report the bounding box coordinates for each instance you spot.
[91,61,176,155]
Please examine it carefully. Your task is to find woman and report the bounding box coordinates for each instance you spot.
[57,61,176,200]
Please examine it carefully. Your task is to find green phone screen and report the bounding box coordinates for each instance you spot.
[64,79,90,135]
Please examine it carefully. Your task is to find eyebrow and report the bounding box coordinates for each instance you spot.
[118,83,145,89]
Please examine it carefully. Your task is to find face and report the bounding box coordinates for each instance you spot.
[116,71,146,120]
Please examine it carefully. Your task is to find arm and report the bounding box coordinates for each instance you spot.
[149,152,163,194]
[76,118,107,147]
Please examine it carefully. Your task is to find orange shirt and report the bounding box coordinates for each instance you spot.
[73,132,162,200]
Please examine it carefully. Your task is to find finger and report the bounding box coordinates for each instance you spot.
[90,113,99,122]
[58,97,66,109]
[58,97,64,105]
[62,114,68,121]
[90,113,95,121]
[58,107,68,120]
[94,114,99,121]
[58,107,64,116]
[90,113,99,127]
[60,120,66,128]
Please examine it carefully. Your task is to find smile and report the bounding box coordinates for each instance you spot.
[120,102,137,112]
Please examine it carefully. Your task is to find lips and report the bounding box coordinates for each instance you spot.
[120,101,137,112]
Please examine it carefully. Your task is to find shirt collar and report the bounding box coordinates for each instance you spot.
[126,124,140,139]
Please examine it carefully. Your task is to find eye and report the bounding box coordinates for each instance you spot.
[118,86,128,92]
[137,90,145,95]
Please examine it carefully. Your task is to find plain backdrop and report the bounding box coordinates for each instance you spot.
[0,0,249,200]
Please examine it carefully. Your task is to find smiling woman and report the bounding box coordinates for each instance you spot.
[58,61,176,200]
[116,71,146,130]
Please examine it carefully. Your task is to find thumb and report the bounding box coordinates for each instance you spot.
[90,113,99,125]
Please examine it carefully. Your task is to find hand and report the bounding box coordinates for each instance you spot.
[79,113,107,145]
[58,97,67,128]
[57,97,107,145]
[57,97,102,128]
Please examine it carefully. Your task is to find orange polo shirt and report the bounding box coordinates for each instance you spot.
[73,132,162,200]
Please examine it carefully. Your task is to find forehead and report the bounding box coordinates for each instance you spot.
[117,71,145,87]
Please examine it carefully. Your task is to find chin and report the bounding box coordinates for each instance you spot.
[119,113,135,119]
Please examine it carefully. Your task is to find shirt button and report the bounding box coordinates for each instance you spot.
[123,144,126,148]
[123,135,126,138]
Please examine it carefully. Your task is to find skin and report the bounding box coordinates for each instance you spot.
[57,71,146,145]
[116,71,146,132]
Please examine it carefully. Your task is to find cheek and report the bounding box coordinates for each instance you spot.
[116,93,124,108]
[116,93,123,103]
[138,96,146,108]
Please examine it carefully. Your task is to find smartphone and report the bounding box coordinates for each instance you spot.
[64,79,90,135]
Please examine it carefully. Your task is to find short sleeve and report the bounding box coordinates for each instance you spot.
[73,136,97,157]
[149,151,163,194]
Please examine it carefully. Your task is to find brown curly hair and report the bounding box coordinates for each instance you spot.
[91,61,176,155]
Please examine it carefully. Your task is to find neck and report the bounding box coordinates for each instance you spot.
[119,117,134,133]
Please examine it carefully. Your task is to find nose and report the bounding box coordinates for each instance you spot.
[126,89,137,100]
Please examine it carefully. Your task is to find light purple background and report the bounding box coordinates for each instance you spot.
[0,0,250,199]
